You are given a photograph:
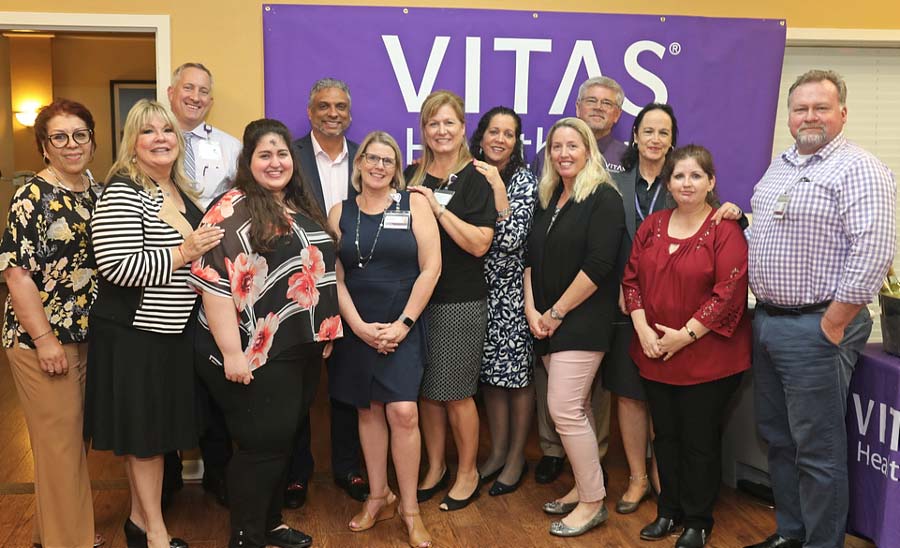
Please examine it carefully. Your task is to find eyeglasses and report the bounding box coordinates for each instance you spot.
[362,152,396,168]
[46,129,93,148]
[580,97,619,111]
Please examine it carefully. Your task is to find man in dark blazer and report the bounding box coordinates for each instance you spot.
[286,78,367,507]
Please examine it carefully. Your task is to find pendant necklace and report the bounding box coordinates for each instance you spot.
[355,193,399,269]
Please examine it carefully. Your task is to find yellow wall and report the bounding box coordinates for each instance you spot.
[52,35,156,180]
[1,0,897,138]
[8,35,52,172]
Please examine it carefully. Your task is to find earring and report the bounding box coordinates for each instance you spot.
[131,156,137,164]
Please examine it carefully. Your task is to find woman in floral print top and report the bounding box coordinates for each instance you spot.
[0,99,102,548]
[188,119,341,548]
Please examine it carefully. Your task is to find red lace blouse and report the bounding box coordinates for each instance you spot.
[622,209,751,385]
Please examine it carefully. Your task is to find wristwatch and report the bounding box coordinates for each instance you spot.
[550,306,565,321]
[399,314,416,328]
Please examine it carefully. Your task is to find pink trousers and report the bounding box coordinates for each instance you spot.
[543,350,606,502]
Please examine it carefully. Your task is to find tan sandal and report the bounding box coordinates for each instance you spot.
[399,506,433,548]
[349,490,397,532]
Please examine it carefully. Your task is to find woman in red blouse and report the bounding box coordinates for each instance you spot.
[622,145,750,548]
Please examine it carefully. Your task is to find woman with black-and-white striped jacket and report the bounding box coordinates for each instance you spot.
[83,99,223,548]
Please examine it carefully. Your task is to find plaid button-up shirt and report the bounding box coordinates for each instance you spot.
[748,133,896,306]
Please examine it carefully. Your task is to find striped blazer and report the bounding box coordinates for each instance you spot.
[90,175,202,334]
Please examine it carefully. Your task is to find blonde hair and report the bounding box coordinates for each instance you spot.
[407,90,471,187]
[351,131,406,192]
[105,99,198,200]
[538,117,618,209]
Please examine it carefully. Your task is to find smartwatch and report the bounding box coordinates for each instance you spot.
[399,314,415,328]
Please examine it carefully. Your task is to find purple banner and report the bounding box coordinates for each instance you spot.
[846,344,900,547]
[263,5,786,209]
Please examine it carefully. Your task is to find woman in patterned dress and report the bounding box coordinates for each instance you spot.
[468,107,538,496]
[0,99,104,548]
[189,119,342,548]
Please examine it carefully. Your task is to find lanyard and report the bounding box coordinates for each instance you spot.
[635,182,663,222]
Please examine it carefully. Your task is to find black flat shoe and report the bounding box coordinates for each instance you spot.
[168,539,188,548]
[676,527,709,548]
[534,456,565,484]
[416,468,449,502]
[489,464,528,496]
[283,481,307,509]
[439,482,480,511]
[743,534,804,548]
[640,516,683,541]
[265,526,313,548]
[334,472,369,502]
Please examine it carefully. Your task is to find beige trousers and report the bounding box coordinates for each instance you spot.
[7,342,95,548]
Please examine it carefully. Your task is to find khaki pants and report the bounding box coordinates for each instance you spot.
[534,354,610,461]
[7,342,94,548]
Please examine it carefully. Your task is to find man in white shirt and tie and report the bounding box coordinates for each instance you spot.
[162,62,240,509]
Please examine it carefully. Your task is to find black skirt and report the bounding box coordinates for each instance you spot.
[83,315,197,457]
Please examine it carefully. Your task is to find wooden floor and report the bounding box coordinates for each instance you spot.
[0,296,876,547]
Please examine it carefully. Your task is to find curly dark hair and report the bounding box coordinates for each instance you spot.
[620,103,679,172]
[232,119,333,251]
[469,106,525,183]
[34,98,96,163]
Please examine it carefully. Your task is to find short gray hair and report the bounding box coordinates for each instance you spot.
[171,62,214,89]
[577,76,624,108]
[307,78,352,109]
[788,69,847,106]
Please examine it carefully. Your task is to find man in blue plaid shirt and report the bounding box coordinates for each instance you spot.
[744,70,896,548]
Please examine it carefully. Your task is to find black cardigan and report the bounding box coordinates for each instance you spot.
[527,182,625,355]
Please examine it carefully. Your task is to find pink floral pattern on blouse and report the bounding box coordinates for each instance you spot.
[188,189,341,370]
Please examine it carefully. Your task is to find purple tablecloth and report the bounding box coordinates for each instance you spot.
[846,343,900,547]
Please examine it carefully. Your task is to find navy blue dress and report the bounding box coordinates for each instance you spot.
[329,191,425,408]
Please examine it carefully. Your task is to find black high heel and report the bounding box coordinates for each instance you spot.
[123,518,188,548]
[124,519,148,548]
[416,468,449,502]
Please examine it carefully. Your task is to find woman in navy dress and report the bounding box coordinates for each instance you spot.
[328,131,440,548]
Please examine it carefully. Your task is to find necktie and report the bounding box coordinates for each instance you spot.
[183,131,196,180]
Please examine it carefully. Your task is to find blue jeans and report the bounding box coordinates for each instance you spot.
[753,307,871,548]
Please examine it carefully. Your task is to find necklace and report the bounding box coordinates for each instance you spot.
[47,166,88,193]
[354,193,400,269]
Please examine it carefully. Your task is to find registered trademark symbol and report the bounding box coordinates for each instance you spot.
[669,42,682,55]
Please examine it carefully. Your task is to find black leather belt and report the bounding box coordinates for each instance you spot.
[757,301,831,316]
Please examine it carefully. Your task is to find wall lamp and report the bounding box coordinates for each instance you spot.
[15,110,38,127]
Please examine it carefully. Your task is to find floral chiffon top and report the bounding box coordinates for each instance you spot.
[0,176,97,348]
[188,189,342,370]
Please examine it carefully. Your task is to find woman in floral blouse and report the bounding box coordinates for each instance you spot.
[0,99,103,548]
[189,118,341,548]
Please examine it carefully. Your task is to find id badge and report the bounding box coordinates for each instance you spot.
[383,211,411,230]
[198,140,223,162]
[773,193,790,220]
[434,189,455,206]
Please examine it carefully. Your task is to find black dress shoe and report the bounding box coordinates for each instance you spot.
[640,516,683,541]
[334,472,369,502]
[416,468,449,502]
[676,527,709,548]
[265,526,313,548]
[283,481,307,509]
[202,473,228,508]
[534,456,565,484]
[438,482,480,511]
[743,533,804,548]
[168,539,188,548]
[489,464,528,496]
[478,466,502,484]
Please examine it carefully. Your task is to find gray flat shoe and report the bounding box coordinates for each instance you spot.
[549,505,608,537]
[542,500,578,515]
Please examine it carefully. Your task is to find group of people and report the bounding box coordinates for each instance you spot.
[1,61,894,548]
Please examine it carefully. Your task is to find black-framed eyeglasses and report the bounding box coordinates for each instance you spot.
[46,129,93,149]
[362,152,396,168]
